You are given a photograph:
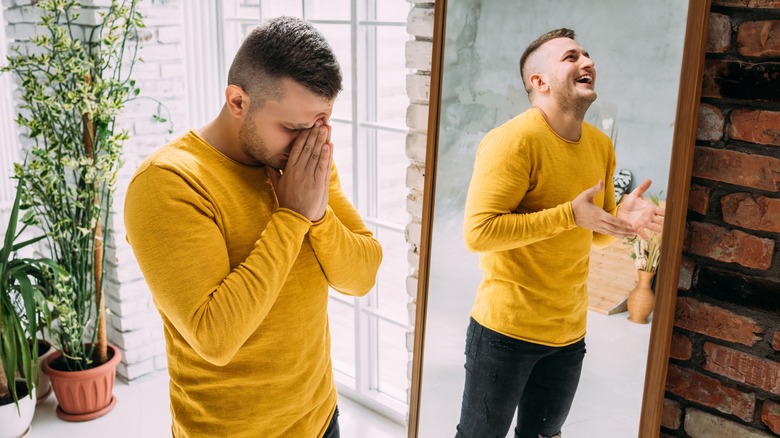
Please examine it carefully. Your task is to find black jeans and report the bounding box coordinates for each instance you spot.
[455,318,586,438]
[322,406,340,438]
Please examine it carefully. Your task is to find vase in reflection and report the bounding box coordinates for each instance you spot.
[627,270,655,324]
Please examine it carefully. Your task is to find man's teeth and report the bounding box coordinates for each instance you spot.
[576,75,592,84]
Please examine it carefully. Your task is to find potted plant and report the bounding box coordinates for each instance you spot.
[0,175,65,438]
[1,0,148,420]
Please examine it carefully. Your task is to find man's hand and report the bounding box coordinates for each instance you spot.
[572,180,637,239]
[617,178,665,239]
[315,120,333,220]
[267,121,331,221]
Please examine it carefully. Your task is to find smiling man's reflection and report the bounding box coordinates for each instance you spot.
[456,28,664,438]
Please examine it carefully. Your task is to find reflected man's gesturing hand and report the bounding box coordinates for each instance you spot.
[267,120,333,221]
[617,178,665,239]
[572,180,637,239]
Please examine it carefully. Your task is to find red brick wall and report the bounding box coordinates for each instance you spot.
[665,1,780,436]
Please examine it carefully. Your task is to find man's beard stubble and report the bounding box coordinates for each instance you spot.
[238,117,284,170]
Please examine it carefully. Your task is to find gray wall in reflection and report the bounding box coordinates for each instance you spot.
[436,0,687,213]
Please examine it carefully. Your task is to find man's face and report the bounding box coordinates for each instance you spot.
[541,38,597,112]
[239,77,334,169]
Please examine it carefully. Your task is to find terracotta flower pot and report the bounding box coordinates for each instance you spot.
[41,344,121,422]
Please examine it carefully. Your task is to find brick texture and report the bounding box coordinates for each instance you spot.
[763,400,780,434]
[685,409,773,438]
[704,343,780,395]
[701,59,780,101]
[696,104,724,142]
[707,13,732,53]
[688,184,710,214]
[692,146,780,192]
[729,109,780,146]
[674,297,764,346]
[678,257,695,291]
[667,364,756,421]
[662,398,682,430]
[674,3,780,435]
[670,332,693,360]
[738,21,780,57]
[713,0,780,6]
[722,193,780,233]
[695,266,780,312]
[686,221,775,270]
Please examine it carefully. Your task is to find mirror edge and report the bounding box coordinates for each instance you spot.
[408,1,448,437]
[638,0,711,436]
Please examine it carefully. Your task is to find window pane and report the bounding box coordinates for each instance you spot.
[328,295,356,378]
[331,120,355,203]
[375,26,410,127]
[313,23,353,121]
[222,1,262,20]
[376,1,411,24]
[304,0,350,21]
[376,130,407,225]
[374,227,408,322]
[259,0,303,17]
[376,319,407,402]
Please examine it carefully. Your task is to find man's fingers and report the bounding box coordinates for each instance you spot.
[286,132,307,167]
[589,180,605,196]
[315,143,331,183]
[305,126,328,171]
[629,178,653,198]
[300,125,322,164]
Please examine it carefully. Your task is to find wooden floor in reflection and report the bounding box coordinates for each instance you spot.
[588,239,638,315]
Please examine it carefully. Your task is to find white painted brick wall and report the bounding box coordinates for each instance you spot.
[2,0,188,382]
[404,0,434,407]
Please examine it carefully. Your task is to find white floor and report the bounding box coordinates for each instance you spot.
[28,374,406,438]
[416,310,651,438]
[26,309,648,438]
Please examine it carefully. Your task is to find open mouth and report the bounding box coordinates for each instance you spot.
[575,74,593,84]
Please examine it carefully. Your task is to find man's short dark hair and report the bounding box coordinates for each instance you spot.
[227,16,343,104]
[519,28,576,93]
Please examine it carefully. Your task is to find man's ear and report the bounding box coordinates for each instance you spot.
[529,73,549,94]
[225,85,249,119]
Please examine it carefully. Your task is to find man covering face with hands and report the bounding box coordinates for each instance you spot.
[124,16,382,438]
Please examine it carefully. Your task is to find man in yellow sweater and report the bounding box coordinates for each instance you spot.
[124,17,382,438]
[455,29,664,438]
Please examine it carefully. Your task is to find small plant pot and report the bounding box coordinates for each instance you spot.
[33,340,56,405]
[41,344,121,422]
[0,380,36,438]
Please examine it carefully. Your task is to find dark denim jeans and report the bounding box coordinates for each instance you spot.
[322,406,340,438]
[455,318,586,438]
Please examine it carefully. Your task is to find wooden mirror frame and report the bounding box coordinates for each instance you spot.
[408,1,712,437]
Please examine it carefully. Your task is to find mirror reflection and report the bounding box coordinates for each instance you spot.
[416,0,688,436]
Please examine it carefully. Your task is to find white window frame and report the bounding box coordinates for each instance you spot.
[0,6,22,217]
[183,0,412,424]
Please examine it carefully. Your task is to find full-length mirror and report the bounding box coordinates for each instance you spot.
[409,0,710,437]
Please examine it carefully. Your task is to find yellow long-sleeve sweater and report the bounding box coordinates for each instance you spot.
[464,108,616,347]
[124,131,382,437]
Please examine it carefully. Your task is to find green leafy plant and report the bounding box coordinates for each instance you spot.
[1,0,153,371]
[0,175,65,410]
[626,193,662,273]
